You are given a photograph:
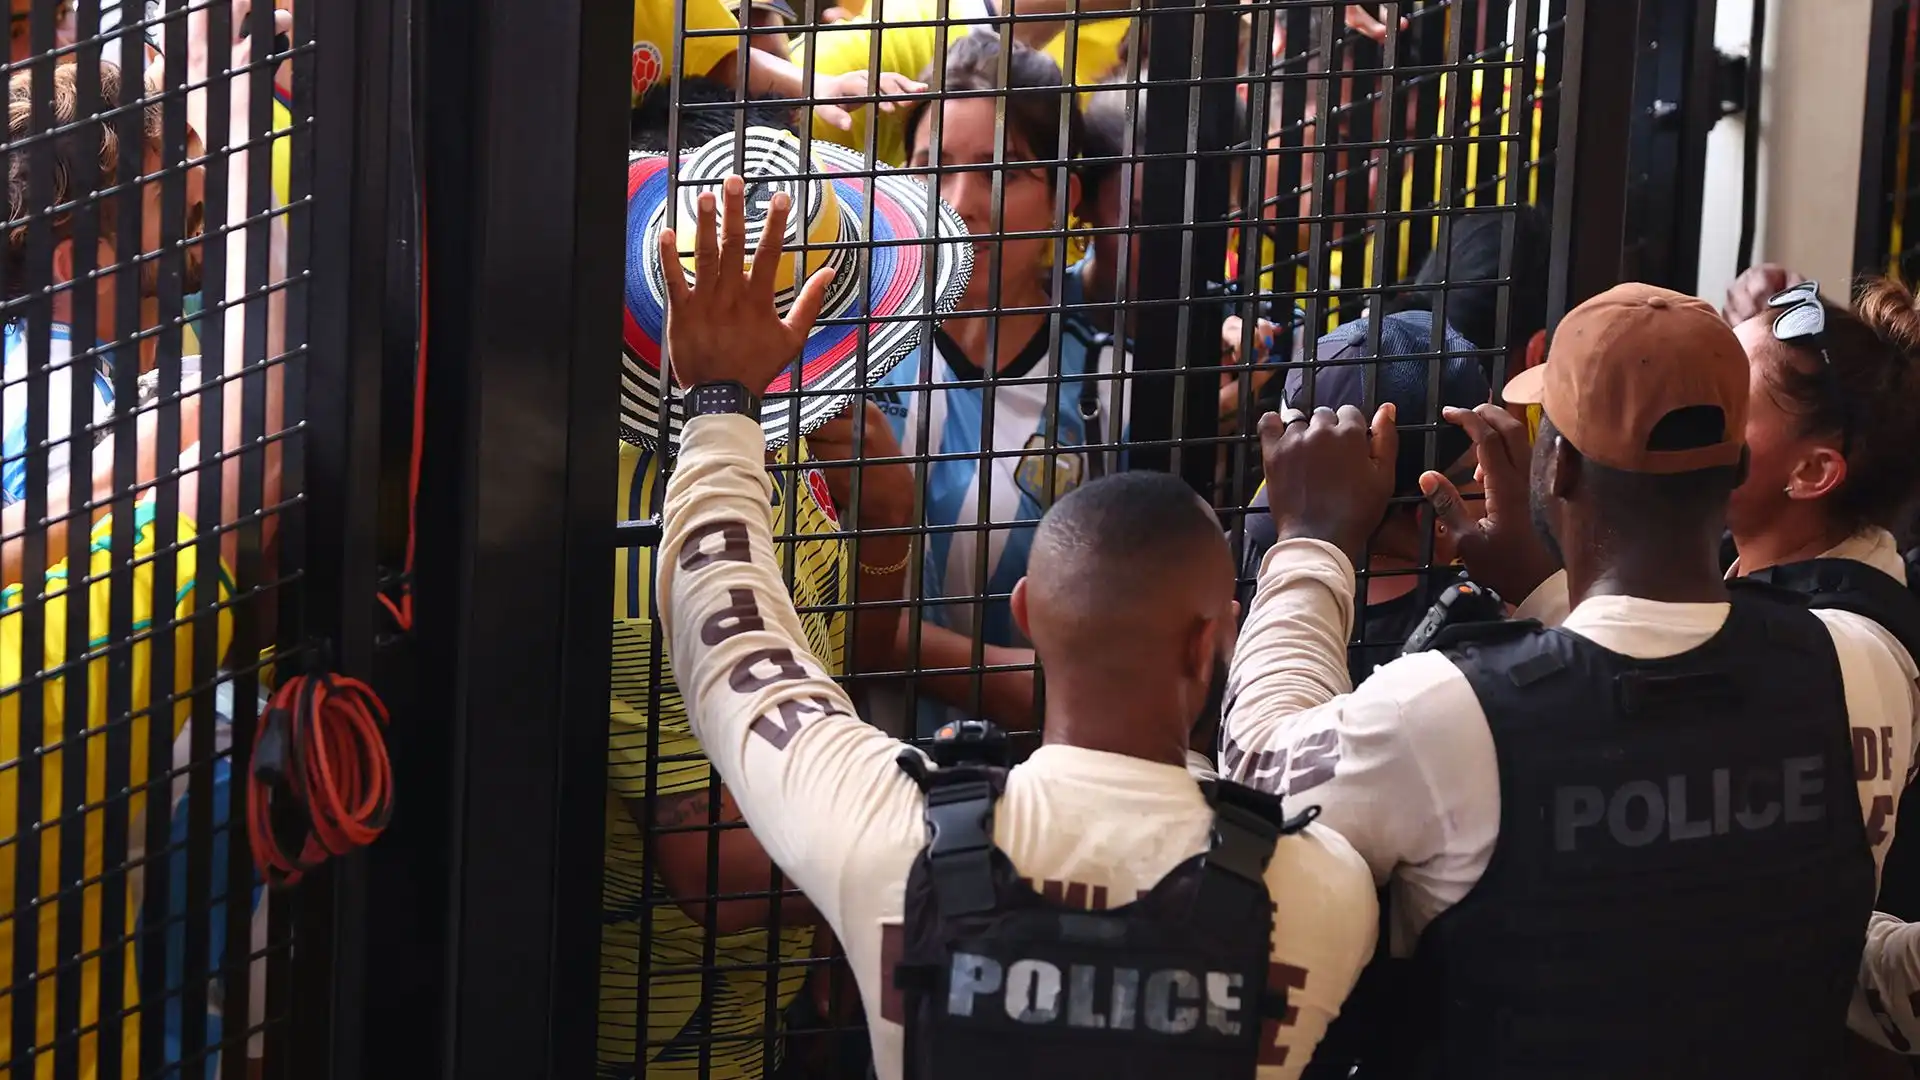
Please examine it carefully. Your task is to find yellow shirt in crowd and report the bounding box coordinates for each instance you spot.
[0,500,233,1080]
[632,0,744,104]
[796,0,1130,166]
[600,438,847,1079]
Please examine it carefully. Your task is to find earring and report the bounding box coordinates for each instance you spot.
[1783,486,1794,497]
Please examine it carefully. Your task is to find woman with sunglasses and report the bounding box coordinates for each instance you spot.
[1721,275,1920,1066]
[1724,276,1920,619]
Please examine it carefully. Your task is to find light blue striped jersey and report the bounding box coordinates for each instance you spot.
[871,307,1130,737]
[1,321,115,507]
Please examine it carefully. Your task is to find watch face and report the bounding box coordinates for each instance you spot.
[690,382,758,419]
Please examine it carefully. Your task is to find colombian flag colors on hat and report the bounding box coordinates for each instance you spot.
[623,127,971,449]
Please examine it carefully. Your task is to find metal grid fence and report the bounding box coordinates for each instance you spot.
[1861,0,1920,281]
[605,1,1569,1076]
[0,0,327,1077]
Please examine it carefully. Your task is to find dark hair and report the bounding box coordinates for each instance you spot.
[1766,275,1920,534]
[1543,412,1742,521]
[1390,205,1552,356]
[1077,85,1132,206]
[630,77,797,153]
[6,61,160,302]
[1077,82,1248,215]
[902,31,1084,176]
[1034,469,1223,584]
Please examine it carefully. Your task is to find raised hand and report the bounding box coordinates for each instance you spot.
[1343,3,1410,43]
[812,70,929,133]
[659,175,837,393]
[1723,263,1807,327]
[1259,403,1398,567]
[1419,403,1561,601]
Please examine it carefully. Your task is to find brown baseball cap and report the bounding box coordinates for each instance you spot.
[1501,282,1749,475]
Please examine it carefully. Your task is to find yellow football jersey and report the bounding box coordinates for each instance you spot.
[0,499,233,1080]
[599,437,846,1079]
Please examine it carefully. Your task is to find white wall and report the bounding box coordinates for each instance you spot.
[1697,0,1877,305]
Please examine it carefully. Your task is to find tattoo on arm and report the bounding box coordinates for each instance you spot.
[648,788,717,831]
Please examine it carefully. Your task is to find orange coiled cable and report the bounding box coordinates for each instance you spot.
[247,671,394,888]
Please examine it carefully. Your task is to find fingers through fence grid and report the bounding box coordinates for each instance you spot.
[0,0,319,1076]
[605,1,1568,1076]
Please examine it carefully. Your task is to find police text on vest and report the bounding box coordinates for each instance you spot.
[946,952,1247,1035]
[1553,756,1828,851]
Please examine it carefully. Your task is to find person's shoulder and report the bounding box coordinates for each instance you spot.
[1262,819,1378,956]
[1347,648,1472,703]
[1811,605,1920,681]
[1267,817,1373,892]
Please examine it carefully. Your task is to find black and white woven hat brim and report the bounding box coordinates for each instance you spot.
[621,137,972,451]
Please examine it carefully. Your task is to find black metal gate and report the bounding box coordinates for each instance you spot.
[9,0,1856,1078]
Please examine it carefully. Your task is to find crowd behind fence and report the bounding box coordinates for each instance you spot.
[2,0,1915,1078]
[606,1,1565,1077]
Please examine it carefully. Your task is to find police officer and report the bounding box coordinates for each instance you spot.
[1224,284,1917,1077]
[653,176,1379,1079]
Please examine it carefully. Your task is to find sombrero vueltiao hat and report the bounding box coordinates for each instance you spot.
[623,127,971,449]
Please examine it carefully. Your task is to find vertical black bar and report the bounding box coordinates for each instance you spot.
[55,21,102,1080]
[1182,0,1238,494]
[13,0,59,1070]
[268,0,318,1075]
[140,0,191,1073]
[1546,0,1639,330]
[1470,0,1507,204]
[185,4,238,1070]
[1535,0,1570,207]
[1131,0,1235,488]
[1404,1,1445,272]
[268,0,319,1073]
[299,0,391,1072]
[1127,0,1195,476]
[1338,27,1380,318]
[97,1,146,1073]
[220,0,281,1073]
[1650,0,1716,291]
[414,0,624,1070]
[1858,0,1905,274]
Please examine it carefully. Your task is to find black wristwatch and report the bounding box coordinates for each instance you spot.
[685,380,761,421]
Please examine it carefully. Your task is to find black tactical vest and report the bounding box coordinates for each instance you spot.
[1395,592,1874,1080]
[890,749,1308,1080]
[1732,558,1920,922]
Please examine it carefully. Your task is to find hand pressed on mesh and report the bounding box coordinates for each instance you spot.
[659,174,837,393]
[807,400,914,528]
[1419,404,1561,602]
[1259,403,1398,567]
[812,70,928,132]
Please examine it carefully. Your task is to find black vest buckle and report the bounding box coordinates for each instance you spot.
[924,778,999,916]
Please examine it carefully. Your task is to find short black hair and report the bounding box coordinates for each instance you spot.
[1390,205,1551,354]
[1543,412,1742,521]
[630,77,798,153]
[1032,470,1224,590]
[903,31,1083,170]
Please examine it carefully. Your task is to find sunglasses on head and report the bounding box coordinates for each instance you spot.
[1766,279,1852,457]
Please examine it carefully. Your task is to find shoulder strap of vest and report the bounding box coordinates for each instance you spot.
[1427,615,1546,656]
[1199,782,1303,1022]
[1203,780,1316,883]
[1737,557,1920,661]
[896,748,1007,917]
[1191,781,1303,932]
